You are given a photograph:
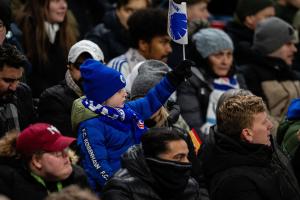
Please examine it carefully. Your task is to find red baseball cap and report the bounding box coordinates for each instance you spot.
[16,123,76,156]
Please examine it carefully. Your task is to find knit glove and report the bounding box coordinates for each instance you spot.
[166,59,194,86]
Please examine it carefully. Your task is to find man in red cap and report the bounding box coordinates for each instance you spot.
[0,123,89,200]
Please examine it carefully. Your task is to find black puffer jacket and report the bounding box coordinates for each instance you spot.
[85,11,130,62]
[0,156,89,200]
[200,126,300,200]
[102,145,202,200]
[38,80,79,136]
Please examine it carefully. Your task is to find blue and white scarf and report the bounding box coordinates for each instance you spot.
[82,97,146,143]
[201,76,240,135]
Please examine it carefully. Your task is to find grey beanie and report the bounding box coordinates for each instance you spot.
[130,60,169,100]
[192,28,234,58]
[253,17,296,55]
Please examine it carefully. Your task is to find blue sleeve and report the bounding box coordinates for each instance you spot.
[127,76,176,120]
[78,122,114,188]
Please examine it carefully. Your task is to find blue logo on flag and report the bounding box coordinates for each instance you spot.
[170,13,187,40]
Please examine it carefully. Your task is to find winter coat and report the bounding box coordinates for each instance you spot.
[177,66,246,137]
[27,31,67,98]
[0,156,89,200]
[85,11,130,62]
[102,145,202,200]
[200,126,300,200]
[73,76,176,192]
[0,82,36,136]
[38,80,79,137]
[239,55,300,122]
[277,98,300,183]
[224,20,255,66]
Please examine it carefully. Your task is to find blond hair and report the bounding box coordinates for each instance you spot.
[151,107,169,128]
[217,95,266,136]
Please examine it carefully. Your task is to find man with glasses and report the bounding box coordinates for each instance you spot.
[38,40,104,136]
[0,44,35,136]
[0,123,89,200]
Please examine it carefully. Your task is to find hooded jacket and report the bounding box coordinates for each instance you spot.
[224,20,255,65]
[102,145,201,200]
[72,76,176,192]
[200,126,300,200]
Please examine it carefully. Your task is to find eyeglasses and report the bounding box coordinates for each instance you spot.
[44,148,69,158]
[0,23,5,33]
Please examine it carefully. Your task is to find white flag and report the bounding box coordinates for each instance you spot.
[168,0,188,45]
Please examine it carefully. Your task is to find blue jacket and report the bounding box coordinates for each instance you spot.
[75,77,176,192]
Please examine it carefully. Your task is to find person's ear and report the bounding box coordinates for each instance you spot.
[244,15,255,29]
[138,39,149,53]
[241,128,253,143]
[31,154,43,170]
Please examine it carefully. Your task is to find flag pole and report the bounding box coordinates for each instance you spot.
[182,44,186,60]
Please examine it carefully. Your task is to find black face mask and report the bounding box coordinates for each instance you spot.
[146,157,192,199]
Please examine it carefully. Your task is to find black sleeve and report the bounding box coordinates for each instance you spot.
[102,178,132,200]
[177,78,206,134]
[213,176,264,200]
[38,90,72,136]
[15,83,37,130]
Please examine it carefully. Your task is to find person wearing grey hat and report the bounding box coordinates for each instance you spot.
[178,28,247,138]
[240,16,300,126]
[130,60,189,131]
[224,0,275,65]
[38,40,104,137]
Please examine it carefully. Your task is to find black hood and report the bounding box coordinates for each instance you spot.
[224,20,254,45]
[103,11,126,34]
[121,145,155,185]
[201,126,273,179]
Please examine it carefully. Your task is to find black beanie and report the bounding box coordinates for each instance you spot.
[235,0,274,22]
[0,0,11,30]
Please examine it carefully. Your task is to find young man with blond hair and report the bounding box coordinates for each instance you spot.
[200,95,300,200]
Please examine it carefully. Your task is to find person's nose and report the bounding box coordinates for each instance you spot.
[166,43,172,54]
[292,43,297,53]
[222,55,231,66]
[182,156,190,163]
[60,0,68,10]
[8,81,19,91]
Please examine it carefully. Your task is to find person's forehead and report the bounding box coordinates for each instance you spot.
[165,140,188,154]
[0,65,23,75]
[124,0,148,7]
